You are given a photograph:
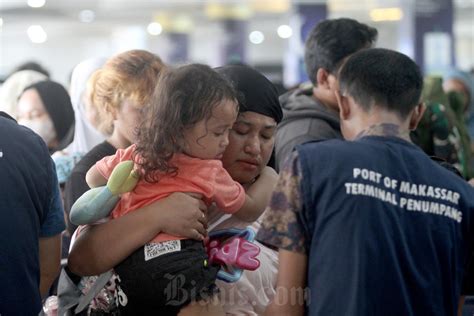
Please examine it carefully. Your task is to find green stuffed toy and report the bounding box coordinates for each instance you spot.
[69,160,139,225]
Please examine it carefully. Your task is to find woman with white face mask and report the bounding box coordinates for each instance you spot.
[17,80,75,154]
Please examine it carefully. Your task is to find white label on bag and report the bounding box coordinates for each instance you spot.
[144,240,181,261]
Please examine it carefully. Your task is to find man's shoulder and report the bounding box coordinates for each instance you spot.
[0,114,49,160]
[278,91,340,141]
[297,138,349,151]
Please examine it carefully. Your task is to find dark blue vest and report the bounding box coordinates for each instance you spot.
[297,136,474,316]
[0,113,53,315]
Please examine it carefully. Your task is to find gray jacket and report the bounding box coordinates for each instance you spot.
[275,87,342,171]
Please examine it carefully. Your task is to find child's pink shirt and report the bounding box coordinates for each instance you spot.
[96,144,245,243]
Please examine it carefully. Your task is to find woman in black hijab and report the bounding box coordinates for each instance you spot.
[67,64,283,315]
[17,80,75,153]
[216,64,283,176]
[205,64,283,315]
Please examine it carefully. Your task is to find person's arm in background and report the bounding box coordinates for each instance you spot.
[68,192,208,276]
[234,166,278,222]
[257,151,309,314]
[39,235,62,296]
[266,250,307,316]
[39,161,66,297]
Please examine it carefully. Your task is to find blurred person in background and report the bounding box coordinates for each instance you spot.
[444,69,474,178]
[53,57,108,185]
[0,69,48,117]
[9,60,50,78]
[413,76,473,179]
[443,69,473,120]
[275,18,378,171]
[17,80,75,154]
[63,50,164,238]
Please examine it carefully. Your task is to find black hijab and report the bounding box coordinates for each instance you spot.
[216,64,283,123]
[24,80,75,151]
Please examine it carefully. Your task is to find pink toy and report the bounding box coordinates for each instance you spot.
[205,227,261,282]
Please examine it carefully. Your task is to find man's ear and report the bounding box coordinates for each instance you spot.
[316,68,331,89]
[408,102,426,130]
[335,90,350,120]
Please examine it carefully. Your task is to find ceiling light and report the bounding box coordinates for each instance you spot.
[249,31,264,44]
[277,24,292,39]
[27,0,45,8]
[27,25,47,43]
[147,22,162,36]
[370,8,403,22]
[79,10,95,23]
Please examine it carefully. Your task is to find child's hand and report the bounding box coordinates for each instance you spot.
[235,166,278,222]
[259,166,278,181]
[250,166,278,189]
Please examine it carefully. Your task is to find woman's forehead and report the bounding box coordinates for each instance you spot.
[236,111,277,128]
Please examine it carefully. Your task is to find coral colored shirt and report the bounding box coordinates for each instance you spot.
[96,144,245,243]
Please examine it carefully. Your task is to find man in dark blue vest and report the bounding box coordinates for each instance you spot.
[258,48,474,316]
[0,111,65,315]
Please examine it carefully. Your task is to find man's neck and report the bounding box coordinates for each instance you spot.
[312,87,339,112]
[355,123,411,142]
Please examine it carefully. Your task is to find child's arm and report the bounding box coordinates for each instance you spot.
[85,165,107,188]
[234,166,278,222]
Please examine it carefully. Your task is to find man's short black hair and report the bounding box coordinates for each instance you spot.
[304,18,378,85]
[338,48,423,119]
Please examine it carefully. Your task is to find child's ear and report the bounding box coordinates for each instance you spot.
[335,90,350,120]
[316,68,331,90]
[109,105,118,120]
[408,102,426,130]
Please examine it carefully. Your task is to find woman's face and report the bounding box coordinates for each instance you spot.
[222,111,277,185]
[17,88,57,146]
[114,99,143,146]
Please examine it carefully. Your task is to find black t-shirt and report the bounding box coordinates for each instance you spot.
[63,141,116,235]
[0,113,59,315]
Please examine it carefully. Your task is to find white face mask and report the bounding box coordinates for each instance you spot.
[19,117,57,146]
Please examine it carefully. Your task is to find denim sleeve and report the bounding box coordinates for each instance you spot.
[40,159,66,237]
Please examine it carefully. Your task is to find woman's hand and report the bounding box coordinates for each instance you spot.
[156,192,208,240]
[68,192,208,276]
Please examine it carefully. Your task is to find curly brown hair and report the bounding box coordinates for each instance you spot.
[134,63,238,183]
[87,50,165,135]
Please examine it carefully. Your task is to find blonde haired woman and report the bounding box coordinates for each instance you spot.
[64,49,165,232]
